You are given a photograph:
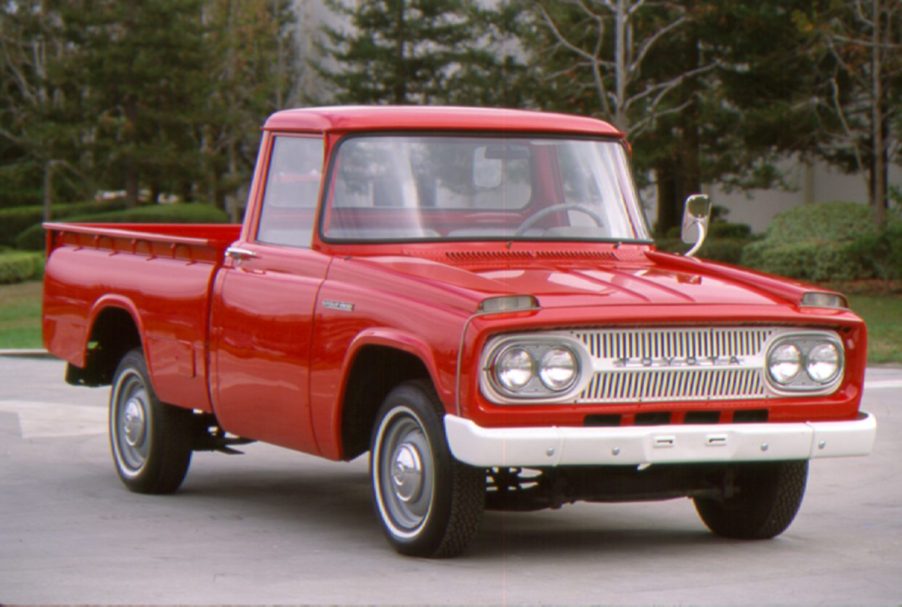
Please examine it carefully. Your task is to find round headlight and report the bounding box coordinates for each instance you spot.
[494,347,534,392]
[768,343,801,385]
[806,342,841,383]
[538,347,578,391]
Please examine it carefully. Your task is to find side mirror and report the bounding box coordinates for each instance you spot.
[680,194,712,257]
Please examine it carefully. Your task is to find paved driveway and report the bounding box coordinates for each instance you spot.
[1,357,900,604]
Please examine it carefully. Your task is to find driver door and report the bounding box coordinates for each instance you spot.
[210,134,328,454]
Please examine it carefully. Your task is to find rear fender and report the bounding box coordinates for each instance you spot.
[78,295,147,384]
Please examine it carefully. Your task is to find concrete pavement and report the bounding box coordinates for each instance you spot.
[1,357,900,605]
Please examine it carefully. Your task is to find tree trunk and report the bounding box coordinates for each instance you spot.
[124,96,140,208]
[613,0,628,131]
[393,1,407,104]
[125,164,139,208]
[42,160,54,222]
[680,103,702,209]
[871,0,887,227]
[655,161,681,236]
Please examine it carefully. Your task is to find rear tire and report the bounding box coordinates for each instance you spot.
[370,380,484,557]
[694,461,808,539]
[109,348,193,494]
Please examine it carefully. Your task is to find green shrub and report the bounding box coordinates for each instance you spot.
[743,240,865,282]
[0,252,44,284]
[848,216,902,283]
[662,219,753,241]
[0,199,129,247]
[741,202,876,282]
[696,238,753,265]
[656,237,753,265]
[761,201,875,242]
[657,215,757,265]
[15,203,230,250]
[708,222,752,239]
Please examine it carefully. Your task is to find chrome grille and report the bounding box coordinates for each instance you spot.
[575,327,773,362]
[570,327,775,403]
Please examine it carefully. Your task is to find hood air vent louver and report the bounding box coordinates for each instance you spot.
[445,250,617,264]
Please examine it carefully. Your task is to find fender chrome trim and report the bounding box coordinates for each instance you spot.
[444,412,876,468]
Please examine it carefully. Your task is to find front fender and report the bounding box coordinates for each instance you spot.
[342,328,452,408]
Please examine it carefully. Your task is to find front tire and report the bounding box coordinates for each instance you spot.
[110,348,193,494]
[694,461,808,539]
[370,381,484,557]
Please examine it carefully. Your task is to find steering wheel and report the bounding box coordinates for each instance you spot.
[514,203,605,236]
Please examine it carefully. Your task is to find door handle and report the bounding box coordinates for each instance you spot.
[225,246,258,261]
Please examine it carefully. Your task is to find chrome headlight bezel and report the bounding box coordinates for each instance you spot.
[480,334,592,404]
[764,331,845,394]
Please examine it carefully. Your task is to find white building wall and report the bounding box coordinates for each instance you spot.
[704,160,901,234]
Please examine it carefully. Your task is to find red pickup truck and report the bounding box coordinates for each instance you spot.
[43,106,876,557]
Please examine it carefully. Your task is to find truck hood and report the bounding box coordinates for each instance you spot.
[358,246,802,310]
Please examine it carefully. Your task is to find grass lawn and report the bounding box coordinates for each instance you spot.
[848,294,902,365]
[0,280,42,349]
[1,280,900,364]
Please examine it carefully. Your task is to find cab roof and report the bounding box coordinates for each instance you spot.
[263,106,624,138]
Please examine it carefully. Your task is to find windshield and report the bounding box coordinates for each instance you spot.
[322,134,650,242]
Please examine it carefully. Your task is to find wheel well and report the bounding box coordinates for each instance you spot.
[66,307,141,387]
[340,346,432,461]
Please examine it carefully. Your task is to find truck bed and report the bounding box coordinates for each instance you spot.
[43,222,241,412]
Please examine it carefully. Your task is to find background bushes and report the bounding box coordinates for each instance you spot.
[15,203,230,250]
[656,218,757,265]
[3,197,897,287]
[656,201,897,286]
[0,200,129,247]
[0,252,44,284]
[847,217,902,284]
[740,202,879,283]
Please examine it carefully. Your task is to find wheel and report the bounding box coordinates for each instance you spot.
[370,381,484,557]
[514,203,604,235]
[109,348,193,494]
[694,461,808,539]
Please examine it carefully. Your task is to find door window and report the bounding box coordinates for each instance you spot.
[257,136,324,247]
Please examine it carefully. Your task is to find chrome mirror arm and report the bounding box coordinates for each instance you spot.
[680,194,712,258]
[684,220,707,257]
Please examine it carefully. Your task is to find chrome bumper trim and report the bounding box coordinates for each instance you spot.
[444,412,876,468]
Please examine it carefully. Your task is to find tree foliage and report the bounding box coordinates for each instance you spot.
[0,0,300,213]
[0,0,897,234]
[62,0,209,207]
[514,0,873,234]
[200,0,300,216]
[318,0,529,107]
[0,0,83,209]
[802,0,901,225]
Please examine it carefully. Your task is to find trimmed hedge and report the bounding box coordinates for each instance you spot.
[0,252,44,284]
[656,237,753,265]
[848,217,902,283]
[662,220,753,241]
[757,201,875,242]
[708,221,752,239]
[657,219,757,265]
[0,199,128,247]
[741,202,876,282]
[15,203,230,250]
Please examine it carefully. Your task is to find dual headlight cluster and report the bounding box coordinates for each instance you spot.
[482,329,846,404]
[482,337,588,402]
[766,333,844,392]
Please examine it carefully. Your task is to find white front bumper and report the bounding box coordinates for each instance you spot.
[444,412,877,467]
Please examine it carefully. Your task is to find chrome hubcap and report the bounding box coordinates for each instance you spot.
[123,398,147,447]
[391,442,424,503]
[112,369,151,474]
[375,407,435,537]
